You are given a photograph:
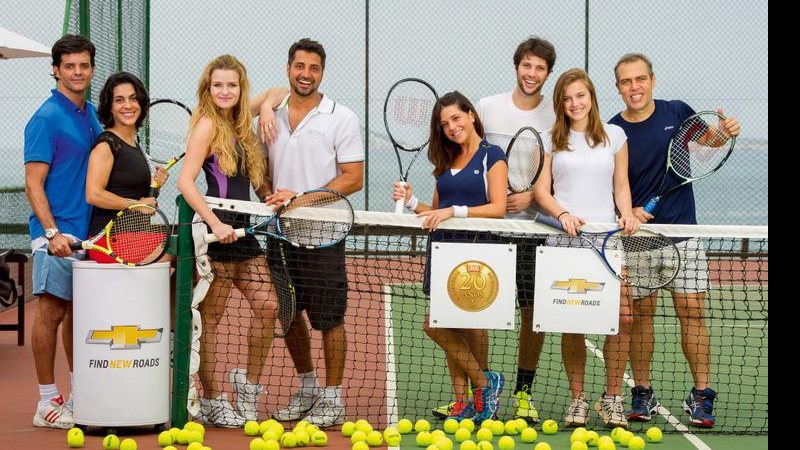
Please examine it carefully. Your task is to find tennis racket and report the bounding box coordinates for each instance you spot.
[384,78,439,214]
[486,126,545,193]
[49,204,170,266]
[203,188,354,249]
[643,111,736,215]
[270,240,296,338]
[138,98,193,196]
[535,213,680,290]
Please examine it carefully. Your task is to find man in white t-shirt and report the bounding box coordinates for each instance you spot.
[265,38,364,428]
[435,37,557,423]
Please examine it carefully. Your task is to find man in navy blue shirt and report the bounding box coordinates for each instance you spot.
[609,53,740,428]
[24,34,102,429]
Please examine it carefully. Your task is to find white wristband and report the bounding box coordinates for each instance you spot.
[405,195,419,211]
[452,205,468,218]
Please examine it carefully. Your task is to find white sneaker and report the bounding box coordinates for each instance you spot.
[303,397,346,428]
[33,395,74,429]
[273,390,320,421]
[230,368,263,421]
[595,393,629,429]
[564,393,589,427]
[197,394,246,428]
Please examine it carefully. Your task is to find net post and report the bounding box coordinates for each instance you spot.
[171,194,194,427]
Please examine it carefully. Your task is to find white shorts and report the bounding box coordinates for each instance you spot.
[631,237,709,299]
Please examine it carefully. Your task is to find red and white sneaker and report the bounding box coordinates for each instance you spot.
[33,395,74,429]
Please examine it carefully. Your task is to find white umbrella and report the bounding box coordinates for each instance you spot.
[0,26,50,60]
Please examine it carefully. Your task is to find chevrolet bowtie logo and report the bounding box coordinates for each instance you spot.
[86,326,163,349]
[551,278,605,294]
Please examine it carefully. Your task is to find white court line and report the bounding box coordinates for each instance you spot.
[384,284,400,439]
[584,338,713,450]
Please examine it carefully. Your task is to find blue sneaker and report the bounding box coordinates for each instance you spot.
[456,401,477,421]
[628,385,659,421]
[682,387,717,428]
[473,371,504,423]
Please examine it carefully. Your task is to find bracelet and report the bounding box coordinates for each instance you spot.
[557,211,570,220]
[452,205,468,218]
[405,195,419,211]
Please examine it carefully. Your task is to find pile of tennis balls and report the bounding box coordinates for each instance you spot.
[370,417,665,450]
[342,418,403,449]
[243,419,328,450]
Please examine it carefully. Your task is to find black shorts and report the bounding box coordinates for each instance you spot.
[267,238,348,331]
[206,210,263,262]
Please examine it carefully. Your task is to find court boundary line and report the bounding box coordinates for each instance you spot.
[384,284,399,429]
[584,338,713,450]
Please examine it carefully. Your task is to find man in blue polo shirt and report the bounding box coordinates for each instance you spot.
[609,53,740,429]
[24,34,102,429]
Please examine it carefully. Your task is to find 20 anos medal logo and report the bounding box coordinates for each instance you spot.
[447,260,499,312]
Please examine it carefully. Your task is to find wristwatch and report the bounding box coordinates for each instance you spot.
[44,228,61,240]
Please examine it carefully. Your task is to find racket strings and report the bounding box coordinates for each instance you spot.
[670,114,733,179]
[506,132,544,192]
[611,233,680,289]
[386,82,437,150]
[278,192,354,248]
[108,206,170,264]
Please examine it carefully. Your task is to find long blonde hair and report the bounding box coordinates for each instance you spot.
[192,54,265,189]
[551,68,608,152]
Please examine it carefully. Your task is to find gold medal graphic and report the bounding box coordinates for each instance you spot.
[447,260,499,312]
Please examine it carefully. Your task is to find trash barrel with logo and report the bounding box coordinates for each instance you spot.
[72,261,170,428]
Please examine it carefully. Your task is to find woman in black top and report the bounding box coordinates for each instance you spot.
[85,72,169,263]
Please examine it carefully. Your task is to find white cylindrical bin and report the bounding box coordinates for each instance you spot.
[73,261,170,427]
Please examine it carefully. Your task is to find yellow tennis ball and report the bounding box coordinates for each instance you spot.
[157,430,174,446]
[645,427,662,443]
[610,427,625,443]
[259,420,275,435]
[267,421,284,437]
[103,434,121,450]
[356,419,374,435]
[168,427,181,442]
[296,430,311,447]
[311,430,328,446]
[520,427,538,443]
[351,430,368,444]
[571,441,588,450]
[187,443,204,450]
[397,419,414,434]
[534,443,552,450]
[476,441,493,450]
[460,440,477,450]
[164,446,178,450]
[628,436,645,450]
[384,427,400,440]
[353,441,370,450]
[454,428,471,443]
[570,429,588,443]
[597,436,614,447]
[251,438,267,450]
[262,430,278,442]
[416,431,433,447]
[264,440,280,450]
[498,436,515,450]
[244,420,261,436]
[489,421,504,436]
[598,440,615,450]
[296,420,310,430]
[426,445,440,450]
[436,437,454,450]
[443,418,460,434]
[187,430,203,444]
[67,427,85,448]
[431,430,447,442]
[177,429,190,445]
[459,419,475,433]
[541,419,558,435]
[504,420,520,436]
[282,431,299,448]
[514,419,527,432]
[415,419,431,433]
[306,425,321,435]
[475,428,493,442]
[618,431,634,447]
[585,431,600,447]
[385,432,402,447]
[366,431,383,447]
[120,438,138,450]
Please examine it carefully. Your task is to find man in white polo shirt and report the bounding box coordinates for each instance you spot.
[266,38,364,428]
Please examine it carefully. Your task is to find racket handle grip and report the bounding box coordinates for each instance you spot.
[643,197,659,214]
[534,212,565,231]
[203,228,247,244]
[46,241,83,255]
[394,181,408,214]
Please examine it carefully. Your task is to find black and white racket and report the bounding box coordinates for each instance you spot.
[138,98,193,197]
[486,126,545,193]
[384,78,438,214]
[535,213,680,290]
[643,111,736,215]
[49,204,170,266]
[203,188,354,249]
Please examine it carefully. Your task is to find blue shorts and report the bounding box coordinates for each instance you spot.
[32,245,85,301]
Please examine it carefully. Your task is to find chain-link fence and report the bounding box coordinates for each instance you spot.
[1,0,768,251]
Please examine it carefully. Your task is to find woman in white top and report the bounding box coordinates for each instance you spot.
[533,68,639,429]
